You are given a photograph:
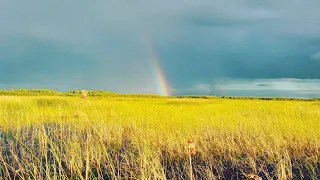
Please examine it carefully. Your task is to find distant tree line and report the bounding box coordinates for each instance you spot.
[0,89,162,98]
[217,96,320,101]
[0,89,62,96]
[0,89,319,101]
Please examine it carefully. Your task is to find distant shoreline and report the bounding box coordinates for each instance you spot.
[0,88,319,101]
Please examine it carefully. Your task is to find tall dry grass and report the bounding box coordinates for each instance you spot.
[0,96,319,179]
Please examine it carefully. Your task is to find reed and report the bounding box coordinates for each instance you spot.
[0,96,319,179]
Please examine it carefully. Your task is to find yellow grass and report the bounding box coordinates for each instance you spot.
[0,96,319,179]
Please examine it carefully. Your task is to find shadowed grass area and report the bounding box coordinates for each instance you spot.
[0,96,319,179]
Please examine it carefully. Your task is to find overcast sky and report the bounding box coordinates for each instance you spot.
[1,0,320,97]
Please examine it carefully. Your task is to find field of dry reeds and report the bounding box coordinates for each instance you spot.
[0,96,319,179]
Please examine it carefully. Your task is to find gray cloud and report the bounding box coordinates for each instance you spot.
[1,0,320,96]
[178,78,320,98]
[310,52,320,61]
[257,84,270,87]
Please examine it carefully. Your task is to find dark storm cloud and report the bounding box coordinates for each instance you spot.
[257,84,269,87]
[0,0,159,93]
[0,38,93,83]
[155,0,320,93]
[1,0,320,96]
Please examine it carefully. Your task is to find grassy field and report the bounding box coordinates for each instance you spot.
[0,96,319,179]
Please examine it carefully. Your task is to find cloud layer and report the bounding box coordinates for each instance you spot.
[1,0,320,96]
[180,78,320,98]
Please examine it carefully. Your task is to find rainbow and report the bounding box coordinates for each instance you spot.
[144,37,171,96]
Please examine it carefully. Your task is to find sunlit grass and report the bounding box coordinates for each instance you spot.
[0,96,319,179]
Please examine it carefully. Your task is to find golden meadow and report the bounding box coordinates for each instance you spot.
[0,92,319,179]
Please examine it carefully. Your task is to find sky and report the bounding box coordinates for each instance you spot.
[1,0,320,97]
